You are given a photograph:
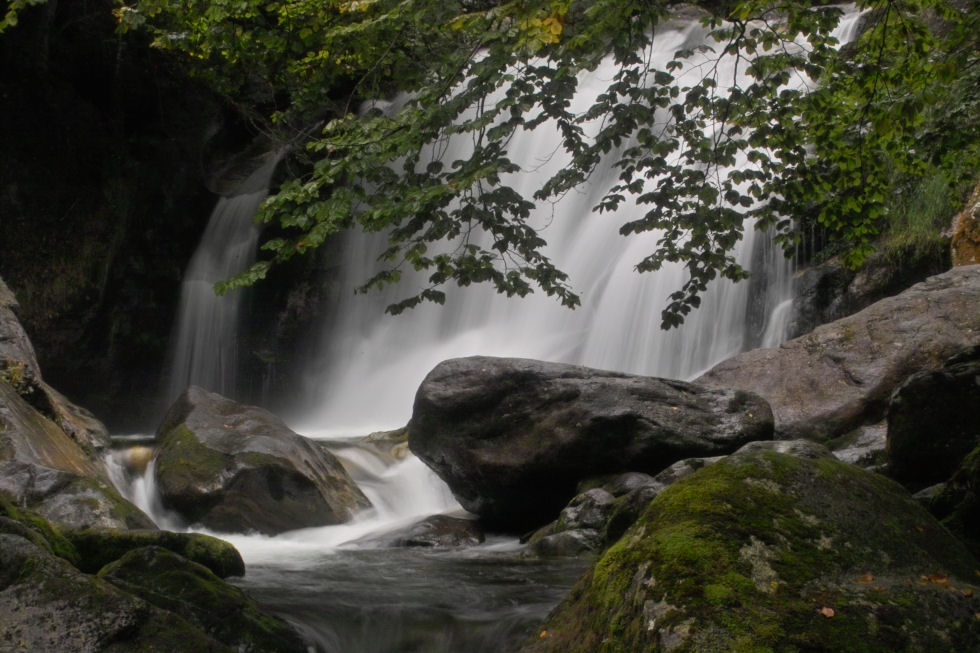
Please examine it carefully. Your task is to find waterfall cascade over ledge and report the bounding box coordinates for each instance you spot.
[294,9,865,435]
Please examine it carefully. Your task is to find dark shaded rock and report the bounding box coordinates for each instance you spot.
[525,449,980,652]
[409,356,772,531]
[886,346,980,487]
[699,265,980,442]
[928,444,980,559]
[388,514,485,548]
[155,386,371,535]
[0,379,154,530]
[99,546,308,653]
[66,528,245,578]
[0,533,230,652]
[527,488,615,557]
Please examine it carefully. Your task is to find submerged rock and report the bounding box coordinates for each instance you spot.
[387,514,485,548]
[525,448,980,652]
[409,356,772,532]
[155,386,371,535]
[699,265,980,442]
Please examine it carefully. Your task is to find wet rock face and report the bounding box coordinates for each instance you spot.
[0,380,154,530]
[155,386,371,535]
[699,265,980,442]
[409,356,773,532]
[525,449,980,653]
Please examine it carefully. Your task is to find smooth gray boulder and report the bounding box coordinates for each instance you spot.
[699,265,980,441]
[409,356,773,531]
[155,386,371,535]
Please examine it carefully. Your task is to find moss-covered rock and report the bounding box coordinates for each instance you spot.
[0,533,231,652]
[0,494,79,566]
[98,546,307,653]
[66,528,245,577]
[155,386,370,534]
[525,450,980,652]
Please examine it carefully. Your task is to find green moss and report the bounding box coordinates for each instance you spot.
[526,451,980,653]
[0,493,80,565]
[66,528,244,577]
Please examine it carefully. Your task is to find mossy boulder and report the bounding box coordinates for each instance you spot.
[0,533,231,652]
[155,386,371,534]
[526,449,980,652]
[698,265,980,442]
[409,356,772,532]
[98,546,307,653]
[66,528,245,577]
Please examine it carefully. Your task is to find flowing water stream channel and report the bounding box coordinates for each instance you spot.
[115,8,865,652]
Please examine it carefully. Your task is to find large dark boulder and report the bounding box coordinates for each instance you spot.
[699,265,980,442]
[525,448,980,652]
[886,346,980,487]
[155,386,371,535]
[409,357,772,532]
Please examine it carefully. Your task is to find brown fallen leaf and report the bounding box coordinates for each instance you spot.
[960,589,974,597]
[539,631,548,639]
[927,573,950,587]
[856,572,874,584]
[818,606,835,618]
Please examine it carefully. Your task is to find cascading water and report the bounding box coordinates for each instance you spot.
[165,150,281,404]
[108,8,866,653]
[297,9,865,435]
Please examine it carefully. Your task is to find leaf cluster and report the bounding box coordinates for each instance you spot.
[117,0,980,327]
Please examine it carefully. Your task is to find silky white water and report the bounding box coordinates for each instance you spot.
[296,9,865,436]
[123,9,867,652]
[165,151,281,404]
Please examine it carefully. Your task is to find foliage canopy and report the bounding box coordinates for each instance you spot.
[110,0,980,327]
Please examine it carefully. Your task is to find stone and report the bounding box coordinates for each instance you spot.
[409,356,772,531]
[698,265,980,442]
[886,346,980,488]
[0,379,154,530]
[0,533,230,652]
[928,443,980,559]
[65,527,245,577]
[525,449,980,652]
[99,546,308,653]
[387,514,485,548]
[155,386,371,535]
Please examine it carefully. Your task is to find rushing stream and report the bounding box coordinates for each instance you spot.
[113,7,866,653]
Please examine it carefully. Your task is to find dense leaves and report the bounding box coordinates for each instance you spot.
[110,0,980,326]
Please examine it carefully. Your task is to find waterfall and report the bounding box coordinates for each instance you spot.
[296,10,866,435]
[165,151,280,404]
